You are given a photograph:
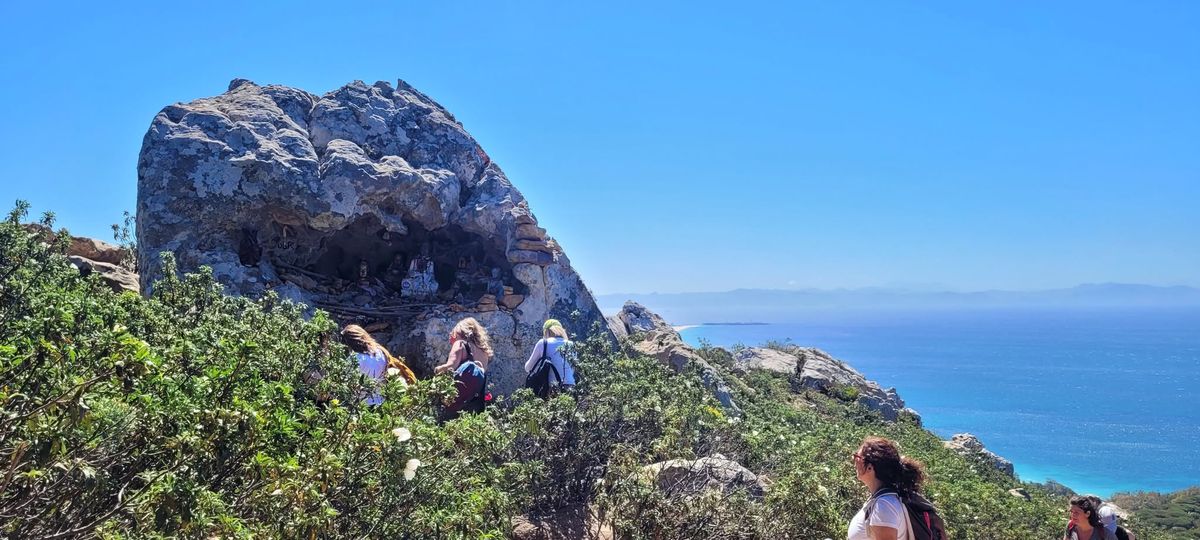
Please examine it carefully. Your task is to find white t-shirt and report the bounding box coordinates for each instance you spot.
[524,337,576,385]
[848,493,907,540]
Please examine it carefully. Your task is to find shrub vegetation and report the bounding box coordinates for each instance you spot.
[0,202,1179,539]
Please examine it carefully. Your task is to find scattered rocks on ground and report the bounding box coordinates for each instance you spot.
[944,433,1015,477]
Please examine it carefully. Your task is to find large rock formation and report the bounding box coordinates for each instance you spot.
[943,433,1015,478]
[609,302,739,412]
[25,224,139,293]
[733,346,913,422]
[137,79,608,394]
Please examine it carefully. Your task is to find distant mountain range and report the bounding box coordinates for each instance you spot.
[596,283,1200,324]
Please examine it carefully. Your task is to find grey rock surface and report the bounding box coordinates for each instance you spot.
[137,79,609,395]
[610,303,740,412]
[944,433,1015,477]
[69,255,139,293]
[641,454,768,500]
[733,346,909,422]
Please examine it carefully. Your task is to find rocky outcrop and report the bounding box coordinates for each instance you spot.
[609,303,739,412]
[137,79,609,395]
[641,454,767,500]
[944,433,1014,477]
[69,256,139,293]
[511,506,613,540]
[733,346,913,422]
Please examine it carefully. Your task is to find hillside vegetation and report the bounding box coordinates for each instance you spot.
[0,203,1173,539]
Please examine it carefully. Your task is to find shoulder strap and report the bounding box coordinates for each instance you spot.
[536,340,562,384]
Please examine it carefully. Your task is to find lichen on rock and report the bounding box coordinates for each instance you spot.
[137,78,609,395]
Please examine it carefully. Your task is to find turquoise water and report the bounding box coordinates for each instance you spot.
[678,308,1200,497]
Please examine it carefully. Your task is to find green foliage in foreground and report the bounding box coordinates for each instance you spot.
[0,203,1178,539]
[1112,488,1200,539]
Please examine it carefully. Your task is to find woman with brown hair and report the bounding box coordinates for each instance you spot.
[434,317,494,419]
[341,325,415,405]
[848,436,944,540]
[1066,496,1118,540]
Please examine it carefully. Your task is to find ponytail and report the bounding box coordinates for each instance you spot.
[860,436,926,495]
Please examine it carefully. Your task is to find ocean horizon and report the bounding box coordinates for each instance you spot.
[676,307,1200,497]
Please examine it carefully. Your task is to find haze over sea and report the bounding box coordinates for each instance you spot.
[667,307,1200,497]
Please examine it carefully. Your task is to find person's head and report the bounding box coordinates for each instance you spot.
[543,319,568,339]
[341,324,381,355]
[1085,494,1103,509]
[451,317,494,358]
[1070,496,1103,528]
[853,436,926,494]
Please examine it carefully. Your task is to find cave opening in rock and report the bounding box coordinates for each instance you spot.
[261,215,527,317]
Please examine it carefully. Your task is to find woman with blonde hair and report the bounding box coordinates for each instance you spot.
[341,324,398,405]
[523,319,576,398]
[435,317,494,419]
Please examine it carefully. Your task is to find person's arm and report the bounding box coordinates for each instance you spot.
[867,496,903,540]
[444,369,483,412]
[435,341,464,375]
[525,339,545,373]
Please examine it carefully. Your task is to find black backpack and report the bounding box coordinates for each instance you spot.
[867,489,948,540]
[524,340,561,399]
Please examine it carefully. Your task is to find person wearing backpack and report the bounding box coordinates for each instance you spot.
[341,324,408,405]
[849,436,947,540]
[435,317,493,420]
[1084,495,1135,540]
[1065,496,1118,540]
[523,319,576,399]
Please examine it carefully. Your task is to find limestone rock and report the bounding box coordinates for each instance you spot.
[734,346,908,422]
[69,255,139,293]
[610,303,739,412]
[614,301,673,335]
[137,79,610,395]
[944,433,1015,477]
[641,455,767,500]
[732,347,801,375]
[500,294,525,310]
[1008,488,1031,501]
[25,224,128,266]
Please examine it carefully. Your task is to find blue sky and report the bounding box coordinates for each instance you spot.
[1,1,1196,294]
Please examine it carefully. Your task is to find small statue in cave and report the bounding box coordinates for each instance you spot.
[358,260,370,287]
[384,253,408,290]
[401,255,438,300]
[486,267,505,299]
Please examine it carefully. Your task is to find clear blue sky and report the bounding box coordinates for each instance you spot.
[1,1,1196,294]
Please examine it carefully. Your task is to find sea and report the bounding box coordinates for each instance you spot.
[677,308,1200,497]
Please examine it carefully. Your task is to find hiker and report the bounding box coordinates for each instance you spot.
[1066,496,1119,540]
[848,436,946,540]
[434,317,493,420]
[523,319,576,398]
[341,324,406,406]
[1085,495,1130,539]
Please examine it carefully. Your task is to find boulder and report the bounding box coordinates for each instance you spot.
[733,346,909,422]
[136,79,610,395]
[732,347,801,375]
[25,224,128,266]
[511,505,613,540]
[610,303,739,412]
[69,256,139,293]
[944,433,1015,478]
[1008,488,1031,501]
[641,455,767,500]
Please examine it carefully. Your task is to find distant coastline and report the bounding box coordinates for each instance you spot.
[702,322,770,326]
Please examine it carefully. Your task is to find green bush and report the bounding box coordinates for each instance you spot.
[0,202,1184,539]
